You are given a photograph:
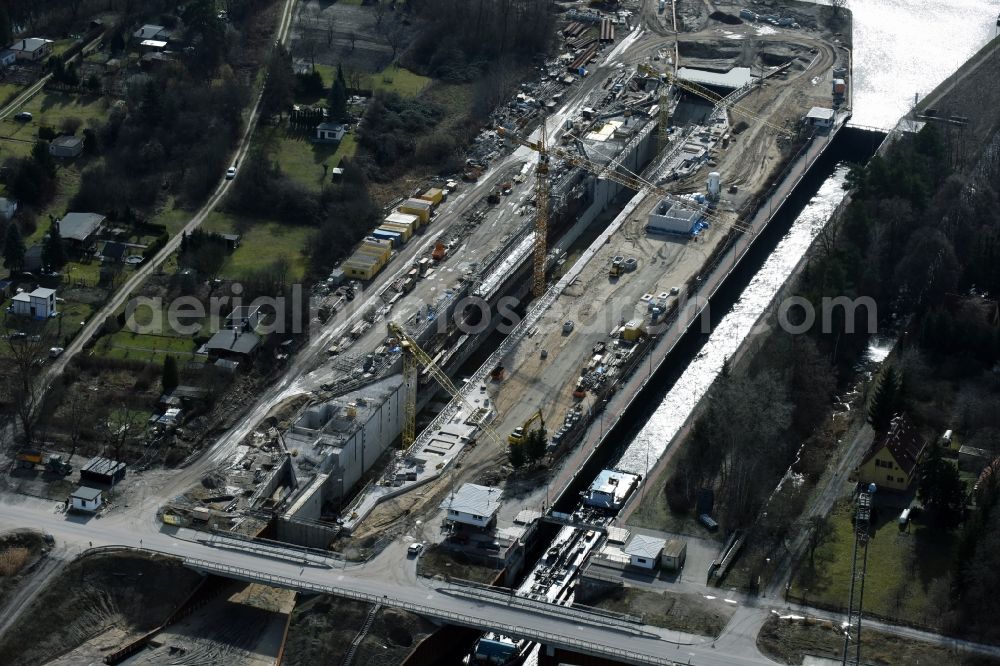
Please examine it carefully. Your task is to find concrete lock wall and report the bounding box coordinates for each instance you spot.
[318,381,406,506]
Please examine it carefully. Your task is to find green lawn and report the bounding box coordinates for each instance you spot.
[0,91,109,137]
[100,330,201,364]
[0,83,25,107]
[202,212,312,281]
[0,298,95,351]
[151,199,193,237]
[314,63,430,98]
[791,501,958,629]
[259,126,357,191]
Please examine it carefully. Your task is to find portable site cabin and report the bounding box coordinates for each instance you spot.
[385,211,421,231]
[70,486,103,513]
[399,198,433,224]
[419,188,444,207]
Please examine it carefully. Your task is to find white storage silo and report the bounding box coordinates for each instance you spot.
[707,172,721,200]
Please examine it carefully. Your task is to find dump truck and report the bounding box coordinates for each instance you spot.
[15,450,72,476]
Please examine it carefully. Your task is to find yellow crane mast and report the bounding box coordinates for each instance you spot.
[387,322,505,450]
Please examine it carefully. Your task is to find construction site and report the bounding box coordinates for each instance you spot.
[0,0,884,664]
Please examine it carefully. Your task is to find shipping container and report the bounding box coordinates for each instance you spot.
[419,188,444,207]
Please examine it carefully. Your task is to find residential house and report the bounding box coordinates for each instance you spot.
[857,414,927,492]
[9,38,53,62]
[314,122,345,143]
[440,483,501,529]
[0,50,15,67]
[0,196,17,221]
[133,25,167,41]
[9,287,57,318]
[49,135,84,159]
[203,328,261,362]
[59,212,105,249]
[70,486,103,513]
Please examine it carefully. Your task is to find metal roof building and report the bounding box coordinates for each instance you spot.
[440,483,502,528]
[80,457,126,486]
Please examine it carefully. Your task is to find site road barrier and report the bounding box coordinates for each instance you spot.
[180,556,682,666]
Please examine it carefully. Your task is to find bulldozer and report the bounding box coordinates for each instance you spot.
[509,409,545,445]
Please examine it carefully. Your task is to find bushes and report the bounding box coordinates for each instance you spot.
[356,92,443,172]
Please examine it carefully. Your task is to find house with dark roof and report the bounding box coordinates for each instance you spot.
[9,38,53,62]
[59,212,105,248]
[857,414,927,491]
[49,135,84,158]
[203,328,261,362]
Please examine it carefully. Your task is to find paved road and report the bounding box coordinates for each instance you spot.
[39,0,298,387]
[0,494,771,666]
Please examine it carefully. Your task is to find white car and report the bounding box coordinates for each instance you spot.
[225,166,237,180]
[49,347,64,358]
[407,542,423,557]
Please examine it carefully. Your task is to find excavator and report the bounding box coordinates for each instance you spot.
[509,409,545,445]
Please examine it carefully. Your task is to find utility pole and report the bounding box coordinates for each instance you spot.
[843,483,876,666]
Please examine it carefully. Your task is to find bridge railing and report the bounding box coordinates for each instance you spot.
[182,556,679,666]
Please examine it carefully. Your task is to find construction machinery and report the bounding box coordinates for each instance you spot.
[636,63,673,151]
[509,409,545,445]
[638,63,789,136]
[497,125,752,237]
[15,449,72,476]
[388,322,505,450]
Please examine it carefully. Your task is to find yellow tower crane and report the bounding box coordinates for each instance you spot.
[533,119,550,299]
[387,321,505,450]
[637,63,673,151]
[498,126,753,235]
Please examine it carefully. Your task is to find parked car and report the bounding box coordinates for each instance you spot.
[225,166,237,179]
[14,111,32,122]
[49,347,64,358]
[407,542,423,557]
[562,320,574,334]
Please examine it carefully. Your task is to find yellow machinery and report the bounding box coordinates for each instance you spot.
[637,63,672,151]
[388,321,505,450]
[508,409,545,445]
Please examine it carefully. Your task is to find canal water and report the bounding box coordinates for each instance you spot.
[819,0,999,129]
[607,1,1000,486]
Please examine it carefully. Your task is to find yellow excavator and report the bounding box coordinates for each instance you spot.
[509,409,545,445]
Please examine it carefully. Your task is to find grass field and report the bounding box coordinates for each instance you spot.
[585,587,733,637]
[258,126,357,191]
[101,330,201,363]
[790,500,958,629]
[202,212,312,281]
[314,63,430,98]
[152,200,194,237]
[757,615,1000,666]
[0,83,24,107]
[0,91,109,137]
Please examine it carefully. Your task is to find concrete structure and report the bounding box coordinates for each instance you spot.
[583,470,640,511]
[441,483,502,529]
[805,106,835,129]
[10,287,57,319]
[676,66,753,91]
[70,486,103,513]
[314,122,345,143]
[646,199,703,236]
[59,212,105,247]
[858,414,926,491]
[80,457,126,486]
[49,135,84,158]
[624,534,664,569]
[9,38,53,62]
[662,538,687,571]
[283,377,405,520]
[0,197,16,222]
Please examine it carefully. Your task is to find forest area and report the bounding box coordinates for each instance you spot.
[663,124,1000,624]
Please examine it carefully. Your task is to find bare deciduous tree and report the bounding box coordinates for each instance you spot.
[3,325,50,447]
